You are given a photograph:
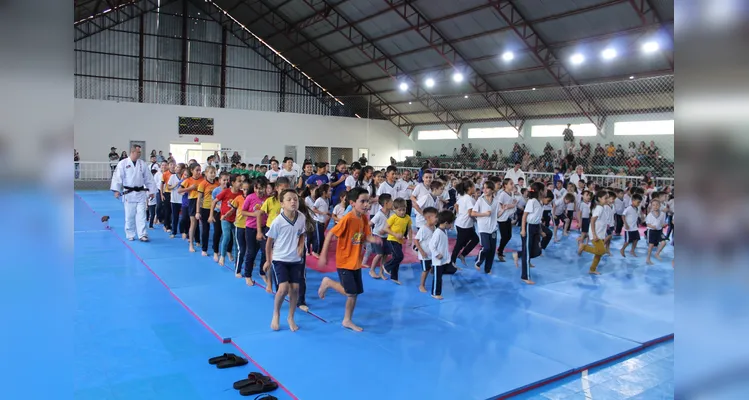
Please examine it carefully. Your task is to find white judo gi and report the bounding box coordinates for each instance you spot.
[111,157,158,240]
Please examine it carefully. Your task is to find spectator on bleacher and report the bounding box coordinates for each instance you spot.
[569,165,587,187]
[490,150,499,168]
[505,162,526,186]
[108,146,119,175]
[479,149,490,168]
[615,145,626,164]
[452,148,458,158]
[460,144,468,159]
[119,151,127,161]
[579,140,591,161]
[627,141,638,158]
[467,143,477,159]
[637,141,648,161]
[221,152,229,164]
[231,151,242,164]
[593,143,605,165]
[606,142,616,165]
[358,153,368,166]
[563,124,574,155]
[521,152,532,171]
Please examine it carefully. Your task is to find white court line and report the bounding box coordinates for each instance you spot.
[581,369,592,399]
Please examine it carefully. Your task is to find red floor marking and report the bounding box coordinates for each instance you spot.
[75,194,300,400]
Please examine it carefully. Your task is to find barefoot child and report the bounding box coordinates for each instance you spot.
[383,198,412,284]
[240,177,270,285]
[620,193,642,257]
[415,207,438,292]
[209,172,230,262]
[260,177,290,291]
[645,199,667,265]
[472,180,499,274]
[577,190,592,245]
[428,210,456,300]
[552,193,575,242]
[368,193,393,279]
[178,163,204,252]
[603,190,616,255]
[230,180,251,278]
[578,190,609,275]
[451,180,479,266]
[264,189,306,331]
[210,174,242,266]
[317,187,383,332]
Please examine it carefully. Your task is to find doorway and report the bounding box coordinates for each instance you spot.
[170,142,221,164]
[357,148,369,165]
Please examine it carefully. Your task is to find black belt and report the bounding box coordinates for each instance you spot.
[123,186,146,194]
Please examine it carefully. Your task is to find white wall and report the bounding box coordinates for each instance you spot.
[74,99,407,166]
[406,112,675,159]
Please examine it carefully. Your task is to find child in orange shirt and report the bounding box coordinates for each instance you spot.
[317,187,382,332]
[178,163,204,253]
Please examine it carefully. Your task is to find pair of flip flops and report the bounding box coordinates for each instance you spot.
[234,372,279,397]
[208,353,248,369]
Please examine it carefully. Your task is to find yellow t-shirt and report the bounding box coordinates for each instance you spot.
[386,214,411,243]
[261,197,282,228]
[198,179,221,209]
[231,194,247,228]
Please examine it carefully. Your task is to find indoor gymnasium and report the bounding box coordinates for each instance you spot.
[73,0,674,399]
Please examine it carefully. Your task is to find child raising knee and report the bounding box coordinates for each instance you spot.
[368,193,393,279]
[620,193,642,257]
[317,188,382,332]
[414,207,438,293]
[428,210,455,300]
[383,198,412,284]
[264,189,307,332]
[645,199,667,265]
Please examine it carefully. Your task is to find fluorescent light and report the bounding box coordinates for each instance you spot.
[452,72,464,83]
[399,82,408,91]
[629,76,635,79]
[642,41,660,53]
[570,53,585,65]
[601,48,617,60]
[425,78,435,88]
[502,51,514,61]
[464,95,468,98]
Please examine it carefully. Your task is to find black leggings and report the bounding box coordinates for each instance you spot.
[212,217,222,254]
[451,226,479,264]
[200,208,212,252]
[147,204,156,228]
[497,220,513,255]
[170,203,181,236]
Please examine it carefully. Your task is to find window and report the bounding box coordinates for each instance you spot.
[614,120,674,136]
[399,149,414,161]
[530,123,598,137]
[467,127,518,139]
[418,129,458,140]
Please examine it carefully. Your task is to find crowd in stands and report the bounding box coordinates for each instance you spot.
[403,139,673,177]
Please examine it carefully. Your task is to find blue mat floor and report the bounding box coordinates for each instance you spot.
[74,191,674,399]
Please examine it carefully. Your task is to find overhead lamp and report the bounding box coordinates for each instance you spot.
[502,51,514,61]
[452,72,464,83]
[425,78,435,88]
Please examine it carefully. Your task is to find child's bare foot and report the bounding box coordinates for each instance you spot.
[218,257,225,266]
[311,252,320,259]
[369,269,379,279]
[182,233,187,239]
[235,273,242,278]
[318,278,330,299]
[589,270,601,275]
[458,255,466,265]
[512,252,519,268]
[288,317,299,332]
[577,243,584,256]
[169,234,175,239]
[378,272,386,280]
[432,294,444,300]
[605,251,612,256]
[418,286,427,293]
[646,259,654,265]
[392,279,401,285]
[342,320,363,332]
[554,238,561,243]
[245,278,254,286]
[227,254,234,262]
[654,253,662,261]
[530,263,535,268]
[271,315,280,331]
[299,304,309,312]
[630,251,637,257]
[620,248,626,257]
[201,251,208,256]
[522,279,535,285]
[265,284,273,293]
[213,254,219,262]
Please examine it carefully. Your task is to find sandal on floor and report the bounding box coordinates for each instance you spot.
[251,395,277,400]
[216,354,248,369]
[208,353,236,365]
[233,372,269,390]
[239,380,278,396]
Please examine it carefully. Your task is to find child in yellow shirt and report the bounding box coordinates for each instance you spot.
[383,198,411,284]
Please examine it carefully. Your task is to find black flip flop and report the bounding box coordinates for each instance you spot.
[208,353,236,365]
[216,354,248,369]
[233,372,269,390]
[251,395,277,400]
[239,380,278,396]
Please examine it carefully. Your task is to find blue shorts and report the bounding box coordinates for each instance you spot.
[370,239,386,255]
[580,218,590,233]
[647,229,663,246]
[272,260,304,284]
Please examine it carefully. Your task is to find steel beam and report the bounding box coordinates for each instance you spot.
[295,0,463,133]
[627,0,673,70]
[75,0,172,41]
[239,0,413,135]
[138,13,145,102]
[187,0,338,112]
[261,0,334,43]
[306,0,628,66]
[220,27,227,108]
[180,0,188,105]
[487,0,606,132]
[383,0,525,130]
